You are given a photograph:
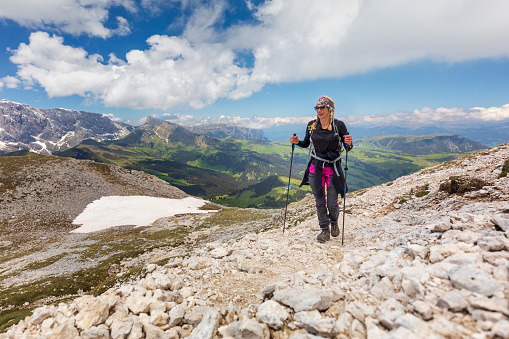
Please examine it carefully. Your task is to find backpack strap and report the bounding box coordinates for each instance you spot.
[307,119,344,177]
[332,119,344,155]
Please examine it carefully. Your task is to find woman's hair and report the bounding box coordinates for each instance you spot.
[311,96,335,131]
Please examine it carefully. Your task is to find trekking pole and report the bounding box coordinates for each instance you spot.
[341,132,350,246]
[283,133,296,233]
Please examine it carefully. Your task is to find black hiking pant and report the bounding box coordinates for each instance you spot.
[309,171,340,230]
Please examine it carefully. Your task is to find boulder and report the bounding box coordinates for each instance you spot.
[80,324,110,339]
[274,288,333,312]
[219,318,270,339]
[185,306,216,327]
[76,295,116,330]
[168,303,186,327]
[256,300,289,330]
[294,310,336,338]
[491,213,509,231]
[448,264,503,296]
[189,309,220,339]
[125,293,152,315]
[437,291,468,312]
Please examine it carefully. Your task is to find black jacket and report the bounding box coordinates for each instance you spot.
[297,119,352,197]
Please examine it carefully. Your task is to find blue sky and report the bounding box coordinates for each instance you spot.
[1,0,509,129]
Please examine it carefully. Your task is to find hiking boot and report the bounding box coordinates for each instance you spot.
[317,228,330,243]
[331,223,340,237]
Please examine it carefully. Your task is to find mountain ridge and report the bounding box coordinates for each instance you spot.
[0,101,265,155]
[356,133,486,155]
[0,100,132,155]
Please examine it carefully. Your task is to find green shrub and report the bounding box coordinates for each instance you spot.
[415,190,430,197]
[499,159,509,178]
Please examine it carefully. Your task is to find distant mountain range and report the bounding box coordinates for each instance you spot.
[0,100,267,155]
[187,123,266,141]
[0,100,132,155]
[356,134,486,155]
[263,121,509,146]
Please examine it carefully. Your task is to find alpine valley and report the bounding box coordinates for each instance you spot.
[1,100,487,208]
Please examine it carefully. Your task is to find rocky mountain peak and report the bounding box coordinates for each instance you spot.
[0,100,132,155]
[143,116,163,127]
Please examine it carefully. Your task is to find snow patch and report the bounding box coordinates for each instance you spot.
[32,140,48,152]
[0,99,22,105]
[71,196,213,233]
[56,131,75,146]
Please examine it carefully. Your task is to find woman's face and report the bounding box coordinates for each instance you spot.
[316,105,330,120]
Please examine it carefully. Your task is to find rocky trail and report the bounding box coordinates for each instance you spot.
[1,143,509,338]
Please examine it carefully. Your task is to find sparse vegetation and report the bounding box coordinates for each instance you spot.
[397,195,412,204]
[499,159,509,178]
[439,176,488,195]
[415,190,430,197]
[412,183,430,197]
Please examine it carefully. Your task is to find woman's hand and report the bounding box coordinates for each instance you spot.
[290,135,299,144]
[344,135,352,145]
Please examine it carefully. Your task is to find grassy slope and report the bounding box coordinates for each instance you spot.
[57,134,482,208]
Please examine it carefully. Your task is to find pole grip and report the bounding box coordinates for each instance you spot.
[343,131,350,149]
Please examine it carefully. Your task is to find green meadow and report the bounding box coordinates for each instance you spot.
[56,132,484,209]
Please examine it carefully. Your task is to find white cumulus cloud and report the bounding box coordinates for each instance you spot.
[10,32,250,109]
[143,104,509,130]
[0,0,134,37]
[0,76,20,89]
[4,0,509,109]
[347,105,509,127]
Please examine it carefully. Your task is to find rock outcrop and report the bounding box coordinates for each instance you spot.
[1,143,508,338]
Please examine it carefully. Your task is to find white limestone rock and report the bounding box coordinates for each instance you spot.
[294,310,336,338]
[437,291,468,312]
[468,295,509,316]
[30,306,56,326]
[448,264,503,297]
[492,319,509,339]
[405,244,429,260]
[188,309,220,339]
[143,323,167,339]
[184,306,216,327]
[274,288,333,312]
[168,302,186,327]
[401,277,425,300]
[370,277,396,300]
[218,317,270,339]
[125,292,152,315]
[491,213,509,231]
[76,295,117,330]
[256,300,289,330]
[210,246,231,259]
[412,300,433,321]
[80,324,110,339]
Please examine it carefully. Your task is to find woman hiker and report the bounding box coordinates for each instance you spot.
[290,96,353,243]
